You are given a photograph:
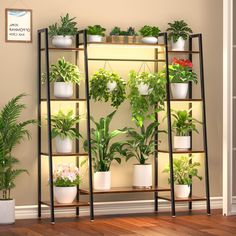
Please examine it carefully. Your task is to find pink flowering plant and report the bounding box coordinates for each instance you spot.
[53,164,81,187]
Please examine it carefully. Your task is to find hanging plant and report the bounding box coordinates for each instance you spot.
[128,70,166,127]
[90,68,126,108]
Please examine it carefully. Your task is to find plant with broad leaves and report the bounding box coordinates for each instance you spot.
[87,25,106,36]
[139,25,161,37]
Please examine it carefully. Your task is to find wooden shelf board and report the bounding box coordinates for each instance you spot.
[41,47,84,51]
[158,50,200,54]
[165,99,203,102]
[41,152,88,157]
[41,200,89,208]
[41,98,86,102]
[158,194,206,202]
[158,149,205,154]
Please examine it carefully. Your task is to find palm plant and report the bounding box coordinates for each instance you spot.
[0,94,36,200]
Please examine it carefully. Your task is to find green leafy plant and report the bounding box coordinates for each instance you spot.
[126,27,137,36]
[163,156,202,185]
[87,25,106,36]
[51,110,82,140]
[110,27,121,36]
[90,68,126,108]
[109,27,137,36]
[139,25,161,37]
[0,94,36,200]
[166,20,193,42]
[83,111,127,172]
[128,70,166,127]
[48,13,78,37]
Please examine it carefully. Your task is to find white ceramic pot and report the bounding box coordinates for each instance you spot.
[141,36,158,44]
[137,82,153,95]
[54,186,77,204]
[107,81,117,92]
[174,136,191,150]
[0,199,15,224]
[94,171,111,190]
[52,36,73,48]
[133,164,152,188]
[55,136,73,153]
[54,82,73,98]
[88,35,103,42]
[171,83,189,99]
[175,185,190,198]
[171,37,186,51]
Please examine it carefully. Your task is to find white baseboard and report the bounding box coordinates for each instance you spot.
[15,197,223,220]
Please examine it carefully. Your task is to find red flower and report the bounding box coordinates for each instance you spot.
[172,58,193,68]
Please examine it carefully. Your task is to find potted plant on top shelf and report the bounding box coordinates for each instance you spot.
[139,25,161,44]
[166,20,193,51]
[0,94,36,224]
[163,156,202,198]
[49,13,78,48]
[51,109,82,153]
[87,25,106,43]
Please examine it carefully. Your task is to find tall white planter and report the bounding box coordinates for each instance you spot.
[175,185,190,198]
[0,199,15,224]
[54,186,77,204]
[88,35,103,42]
[54,82,73,98]
[171,83,189,99]
[52,36,73,48]
[107,81,117,92]
[55,136,73,153]
[142,36,158,44]
[94,171,111,190]
[171,37,186,51]
[133,164,152,188]
[174,136,191,150]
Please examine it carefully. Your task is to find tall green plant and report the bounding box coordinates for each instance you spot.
[0,94,36,200]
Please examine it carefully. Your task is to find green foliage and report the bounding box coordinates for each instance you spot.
[87,25,106,36]
[128,70,166,127]
[169,65,197,83]
[139,25,161,37]
[163,156,202,185]
[83,111,127,172]
[51,110,82,140]
[109,27,137,36]
[110,27,121,36]
[90,68,126,108]
[166,20,193,42]
[0,94,36,199]
[53,177,81,187]
[48,13,78,37]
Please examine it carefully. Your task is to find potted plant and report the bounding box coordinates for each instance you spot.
[51,110,82,153]
[172,109,201,150]
[0,94,36,224]
[139,25,161,44]
[87,25,106,42]
[107,27,138,43]
[163,156,202,198]
[83,111,127,190]
[53,164,81,204]
[90,68,126,108]
[166,20,193,51]
[128,70,166,127]
[42,57,81,98]
[49,13,78,48]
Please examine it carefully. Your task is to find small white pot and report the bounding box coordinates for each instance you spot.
[52,35,73,48]
[174,136,191,150]
[133,164,152,188]
[54,186,77,204]
[175,185,190,198]
[107,81,117,92]
[137,82,153,95]
[171,83,189,99]
[94,171,111,190]
[88,35,103,42]
[54,82,73,98]
[55,136,73,153]
[141,36,158,44]
[0,199,15,224]
[171,37,186,51]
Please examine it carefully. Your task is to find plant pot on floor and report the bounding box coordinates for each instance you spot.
[0,199,15,224]
[54,186,77,204]
[141,36,158,44]
[107,81,117,92]
[88,35,103,43]
[171,83,189,99]
[174,136,191,150]
[133,164,152,189]
[175,184,190,198]
[55,136,73,153]
[171,37,185,51]
[54,82,73,98]
[94,171,111,190]
[52,36,73,48]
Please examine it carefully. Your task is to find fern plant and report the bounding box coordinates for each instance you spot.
[0,94,36,200]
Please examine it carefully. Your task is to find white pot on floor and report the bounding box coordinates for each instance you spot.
[175,185,190,198]
[55,136,73,153]
[94,171,111,190]
[88,35,103,42]
[137,82,153,95]
[171,37,186,51]
[142,36,158,44]
[133,164,152,189]
[52,36,73,48]
[54,82,73,98]
[0,199,15,224]
[171,83,189,99]
[54,186,77,204]
[107,81,117,92]
[174,136,191,150]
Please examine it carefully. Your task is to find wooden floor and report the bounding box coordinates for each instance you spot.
[0,210,235,236]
